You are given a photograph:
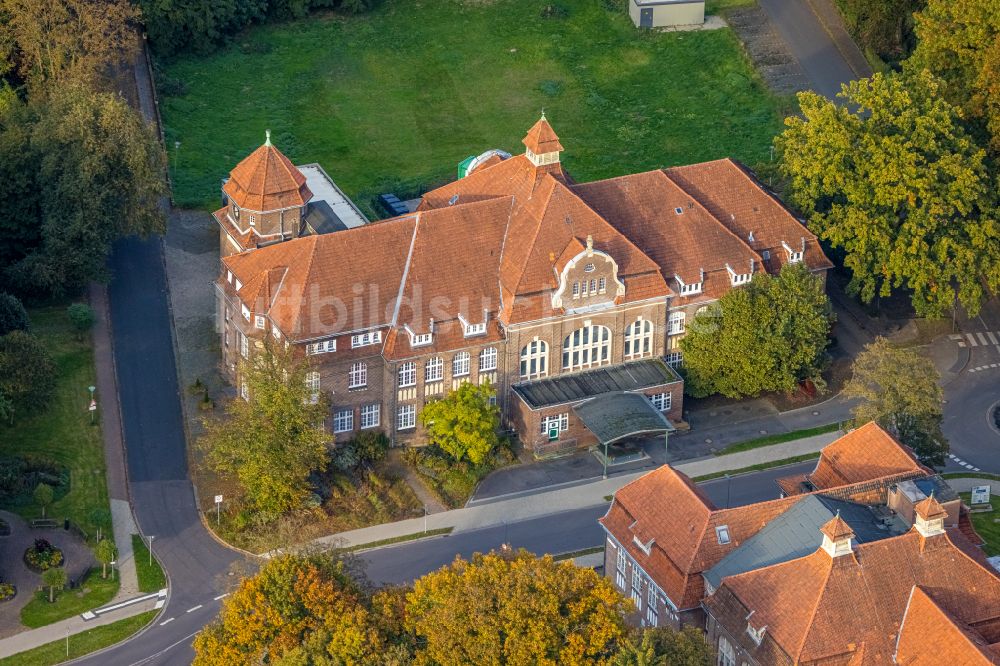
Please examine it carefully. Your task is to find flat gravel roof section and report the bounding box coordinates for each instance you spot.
[298,163,368,230]
[512,358,680,409]
[573,391,674,445]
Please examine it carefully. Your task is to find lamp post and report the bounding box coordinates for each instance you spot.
[147,535,154,566]
[110,560,117,582]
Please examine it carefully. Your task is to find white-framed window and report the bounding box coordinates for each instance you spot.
[255,315,266,329]
[306,340,336,355]
[649,392,671,411]
[272,327,281,341]
[226,270,233,284]
[479,347,497,372]
[464,322,487,337]
[235,278,243,291]
[540,413,569,434]
[647,585,658,616]
[716,525,731,545]
[598,276,606,293]
[452,351,470,377]
[624,319,653,360]
[646,604,658,627]
[239,331,249,359]
[398,361,416,388]
[718,636,736,666]
[762,249,771,261]
[783,241,803,264]
[631,568,642,607]
[562,324,611,371]
[617,548,626,573]
[681,281,702,295]
[360,403,380,429]
[233,204,240,220]
[349,362,367,389]
[240,380,248,401]
[224,306,230,322]
[241,304,251,321]
[351,330,382,348]
[397,404,416,430]
[520,340,548,379]
[410,332,432,347]
[305,371,320,403]
[425,357,443,382]
[572,281,580,299]
[665,351,683,369]
[333,409,353,433]
[730,270,752,286]
[668,311,685,335]
[224,330,229,347]
[248,213,256,226]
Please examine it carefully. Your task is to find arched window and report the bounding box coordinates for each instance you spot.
[520,340,548,379]
[305,371,320,403]
[562,325,611,371]
[624,319,653,360]
[453,351,470,377]
[425,357,443,382]
[479,347,497,372]
[398,361,416,388]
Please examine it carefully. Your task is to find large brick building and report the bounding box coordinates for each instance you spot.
[599,423,1000,664]
[214,117,830,451]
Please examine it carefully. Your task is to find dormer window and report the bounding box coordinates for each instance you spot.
[351,330,382,348]
[241,304,251,321]
[632,535,654,555]
[227,270,233,284]
[458,311,488,338]
[746,619,766,646]
[235,278,243,291]
[233,204,240,220]
[405,323,434,348]
[715,525,731,545]
[306,339,336,355]
[782,240,804,264]
[727,264,752,286]
[254,315,265,329]
[675,274,703,296]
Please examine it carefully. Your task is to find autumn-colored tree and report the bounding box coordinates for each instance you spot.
[93,539,117,579]
[908,0,1000,150]
[844,338,947,466]
[776,70,1000,317]
[613,626,715,666]
[406,549,632,666]
[0,0,140,89]
[200,342,330,519]
[193,554,382,665]
[681,264,833,398]
[419,380,499,465]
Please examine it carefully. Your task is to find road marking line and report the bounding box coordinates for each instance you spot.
[949,334,963,340]
[186,604,203,613]
[967,333,979,347]
[80,611,97,620]
[965,463,975,469]
[978,332,989,345]
[988,332,998,345]
[213,593,229,601]
[974,467,981,472]
[160,617,174,626]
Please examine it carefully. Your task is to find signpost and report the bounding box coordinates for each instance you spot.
[88,385,97,425]
[971,485,991,506]
[215,495,223,525]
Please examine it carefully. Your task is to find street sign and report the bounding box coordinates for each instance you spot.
[88,400,97,411]
[214,495,223,504]
[971,485,991,505]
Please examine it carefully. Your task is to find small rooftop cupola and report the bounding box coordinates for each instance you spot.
[523,113,564,168]
[820,513,855,557]
[913,493,947,538]
[223,129,313,213]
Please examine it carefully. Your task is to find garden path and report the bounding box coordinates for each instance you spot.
[385,450,447,515]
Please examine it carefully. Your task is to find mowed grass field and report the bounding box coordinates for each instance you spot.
[159,0,789,214]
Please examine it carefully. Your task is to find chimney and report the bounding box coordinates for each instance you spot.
[820,513,854,557]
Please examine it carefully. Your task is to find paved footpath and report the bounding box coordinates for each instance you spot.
[309,431,840,552]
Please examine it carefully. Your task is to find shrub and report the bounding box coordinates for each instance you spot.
[0,331,57,413]
[330,431,389,472]
[0,456,70,506]
[66,303,95,336]
[24,539,64,572]
[0,293,29,335]
[0,582,15,601]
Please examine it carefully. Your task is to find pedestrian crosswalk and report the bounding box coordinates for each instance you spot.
[950,331,1000,348]
[948,452,980,472]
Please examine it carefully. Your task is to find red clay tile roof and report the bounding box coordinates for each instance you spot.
[820,514,854,541]
[522,116,563,154]
[706,528,1000,664]
[808,422,929,489]
[223,138,312,212]
[915,494,948,520]
[895,586,1000,665]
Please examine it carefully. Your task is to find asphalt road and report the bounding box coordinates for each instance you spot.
[76,237,244,666]
[362,460,814,585]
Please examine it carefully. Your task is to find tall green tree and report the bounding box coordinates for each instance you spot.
[41,566,65,602]
[199,342,330,519]
[0,330,56,414]
[776,70,999,317]
[0,292,29,335]
[836,0,924,64]
[843,338,947,466]
[419,380,499,465]
[94,538,116,579]
[680,264,834,399]
[613,626,714,666]
[5,85,166,297]
[909,0,1000,150]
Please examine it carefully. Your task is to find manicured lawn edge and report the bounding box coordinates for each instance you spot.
[339,527,454,554]
[693,453,822,482]
[959,493,999,557]
[20,570,119,629]
[0,611,157,666]
[715,423,842,455]
[943,472,1000,482]
[553,546,604,562]
[131,535,166,593]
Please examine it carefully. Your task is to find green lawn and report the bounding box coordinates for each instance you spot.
[0,611,156,666]
[131,534,167,593]
[0,306,109,535]
[20,569,119,629]
[159,0,788,214]
[961,493,1000,557]
[717,423,842,455]
[693,452,821,482]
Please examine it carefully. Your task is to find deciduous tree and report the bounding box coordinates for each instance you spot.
[0,330,56,414]
[33,483,53,518]
[94,538,116,579]
[199,342,330,519]
[0,293,29,335]
[613,626,714,666]
[66,302,94,338]
[419,380,499,465]
[776,70,1000,317]
[192,554,382,665]
[680,264,833,398]
[844,337,947,466]
[41,566,65,602]
[406,549,631,666]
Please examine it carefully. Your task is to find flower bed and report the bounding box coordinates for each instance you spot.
[23,538,64,572]
[0,582,16,601]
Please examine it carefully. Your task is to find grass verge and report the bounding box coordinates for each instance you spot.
[693,452,821,482]
[960,493,999,557]
[0,306,109,535]
[159,0,786,215]
[943,472,1000,482]
[341,527,453,553]
[0,611,156,666]
[20,570,118,629]
[716,423,841,455]
[131,535,167,593]
[553,546,604,562]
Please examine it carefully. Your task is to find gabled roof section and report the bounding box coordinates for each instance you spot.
[522,116,563,154]
[895,587,1000,665]
[808,422,929,489]
[223,134,313,212]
